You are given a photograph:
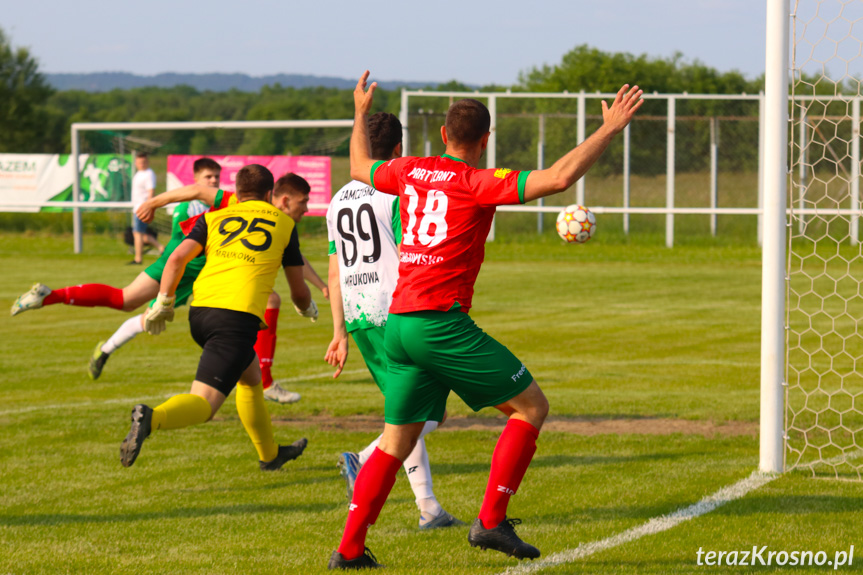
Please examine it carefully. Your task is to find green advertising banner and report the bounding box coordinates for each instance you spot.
[0,154,132,212]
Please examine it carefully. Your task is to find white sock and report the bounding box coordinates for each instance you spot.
[404,420,441,515]
[358,434,382,466]
[101,314,144,354]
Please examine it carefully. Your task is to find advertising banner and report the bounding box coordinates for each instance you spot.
[167,155,331,216]
[0,154,132,212]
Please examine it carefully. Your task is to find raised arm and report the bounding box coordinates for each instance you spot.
[522,84,643,203]
[135,184,219,223]
[349,70,378,185]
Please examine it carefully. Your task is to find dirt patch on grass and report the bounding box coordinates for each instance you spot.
[272,414,757,437]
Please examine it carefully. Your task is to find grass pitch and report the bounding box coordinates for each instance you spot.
[1,232,862,574]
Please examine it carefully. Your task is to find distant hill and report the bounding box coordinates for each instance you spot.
[45,72,439,92]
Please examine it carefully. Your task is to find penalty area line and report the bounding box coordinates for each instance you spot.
[0,369,371,417]
[500,470,778,575]
[272,368,368,385]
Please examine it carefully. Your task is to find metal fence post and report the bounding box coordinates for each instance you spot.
[710,117,719,236]
[487,94,497,242]
[537,114,545,234]
[623,123,631,235]
[666,97,676,248]
[576,91,586,206]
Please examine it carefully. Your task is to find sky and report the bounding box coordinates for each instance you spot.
[4,0,767,86]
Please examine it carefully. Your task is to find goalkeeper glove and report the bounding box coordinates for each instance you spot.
[145,293,175,335]
[294,299,318,323]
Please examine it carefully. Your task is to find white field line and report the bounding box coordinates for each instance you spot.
[500,471,778,575]
[0,368,370,417]
[272,368,368,385]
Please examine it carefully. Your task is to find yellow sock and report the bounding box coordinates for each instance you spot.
[151,394,212,431]
[235,382,278,462]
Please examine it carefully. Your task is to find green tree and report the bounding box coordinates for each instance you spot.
[0,28,56,153]
[519,44,761,94]
[514,45,765,175]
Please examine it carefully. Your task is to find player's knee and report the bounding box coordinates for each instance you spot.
[522,381,549,427]
[534,395,550,423]
[266,291,281,309]
[379,427,422,461]
[378,438,414,462]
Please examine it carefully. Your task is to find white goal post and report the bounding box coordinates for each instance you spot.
[759,0,789,474]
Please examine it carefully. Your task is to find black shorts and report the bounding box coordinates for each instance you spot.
[189,306,260,396]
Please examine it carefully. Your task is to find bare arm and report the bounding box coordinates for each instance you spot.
[324,253,349,377]
[284,265,312,311]
[302,254,329,300]
[160,238,203,297]
[136,184,220,223]
[523,84,644,203]
[349,70,378,184]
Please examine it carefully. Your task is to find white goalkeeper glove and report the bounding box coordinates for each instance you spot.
[144,293,175,335]
[294,299,318,323]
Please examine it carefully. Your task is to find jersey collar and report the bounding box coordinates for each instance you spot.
[441,153,468,164]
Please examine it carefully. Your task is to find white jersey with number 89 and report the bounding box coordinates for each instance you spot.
[326,180,401,332]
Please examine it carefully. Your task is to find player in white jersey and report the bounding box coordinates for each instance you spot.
[325,112,462,530]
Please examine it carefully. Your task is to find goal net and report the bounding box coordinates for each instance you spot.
[786,0,863,478]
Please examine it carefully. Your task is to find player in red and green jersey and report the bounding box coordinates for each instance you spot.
[327,72,643,570]
[325,112,463,531]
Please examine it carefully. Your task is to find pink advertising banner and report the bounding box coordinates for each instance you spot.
[166,155,331,216]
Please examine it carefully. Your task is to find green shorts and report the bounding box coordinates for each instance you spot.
[383,310,533,425]
[144,241,206,308]
[350,326,388,393]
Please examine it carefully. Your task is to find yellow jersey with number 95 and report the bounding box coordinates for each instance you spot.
[186,199,303,322]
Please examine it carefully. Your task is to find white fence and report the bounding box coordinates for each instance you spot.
[2,91,860,255]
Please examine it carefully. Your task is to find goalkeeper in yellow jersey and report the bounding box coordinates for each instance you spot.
[120,165,317,470]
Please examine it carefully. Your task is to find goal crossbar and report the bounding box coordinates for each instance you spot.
[68,119,354,253]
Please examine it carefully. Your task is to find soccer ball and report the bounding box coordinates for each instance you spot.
[556,204,596,244]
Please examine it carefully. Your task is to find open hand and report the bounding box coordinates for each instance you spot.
[602,84,644,135]
[354,70,377,117]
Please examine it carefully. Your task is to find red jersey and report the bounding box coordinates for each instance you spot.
[371,154,529,314]
[179,190,237,235]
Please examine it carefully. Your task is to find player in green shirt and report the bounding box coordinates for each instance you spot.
[86,158,222,380]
